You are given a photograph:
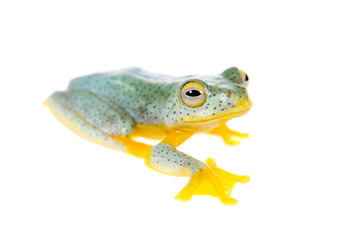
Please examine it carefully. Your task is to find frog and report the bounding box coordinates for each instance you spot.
[44,67,252,205]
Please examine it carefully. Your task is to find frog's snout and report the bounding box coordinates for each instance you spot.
[233,97,252,116]
[239,97,252,109]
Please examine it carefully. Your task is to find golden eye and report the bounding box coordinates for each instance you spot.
[180,81,206,108]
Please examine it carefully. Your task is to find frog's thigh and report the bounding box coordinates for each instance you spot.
[45,94,127,151]
[51,90,135,136]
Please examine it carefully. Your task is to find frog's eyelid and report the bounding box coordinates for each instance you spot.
[222,67,249,88]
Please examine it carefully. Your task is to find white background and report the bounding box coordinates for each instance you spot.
[1,0,359,239]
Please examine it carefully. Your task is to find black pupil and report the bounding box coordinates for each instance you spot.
[186,90,201,97]
[245,74,249,81]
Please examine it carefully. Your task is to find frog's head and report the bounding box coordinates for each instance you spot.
[166,67,252,129]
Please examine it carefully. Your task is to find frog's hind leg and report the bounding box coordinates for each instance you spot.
[146,143,250,205]
[45,91,152,157]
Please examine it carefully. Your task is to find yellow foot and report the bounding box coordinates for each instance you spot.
[208,124,249,146]
[174,159,250,205]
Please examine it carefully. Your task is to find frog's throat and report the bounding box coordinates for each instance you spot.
[181,97,252,124]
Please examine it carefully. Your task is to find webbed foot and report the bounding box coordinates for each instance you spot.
[175,158,250,205]
[208,124,249,146]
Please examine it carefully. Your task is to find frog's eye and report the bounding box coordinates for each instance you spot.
[181,81,206,107]
[245,74,249,82]
[244,74,249,88]
[222,67,249,88]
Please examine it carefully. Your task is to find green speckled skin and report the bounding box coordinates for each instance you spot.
[47,67,252,204]
[63,67,249,130]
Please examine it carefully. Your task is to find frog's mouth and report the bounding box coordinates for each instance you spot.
[181,97,252,124]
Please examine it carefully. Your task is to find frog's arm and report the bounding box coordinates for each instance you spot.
[208,123,249,146]
[145,130,250,205]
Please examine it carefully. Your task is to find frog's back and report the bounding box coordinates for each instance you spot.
[69,67,174,87]
[68,68,179,125]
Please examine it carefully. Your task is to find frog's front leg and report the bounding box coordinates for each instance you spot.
[145,130,250,205]
[208,123,250,146]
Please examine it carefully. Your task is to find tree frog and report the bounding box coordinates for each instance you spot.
[44,67,252,205]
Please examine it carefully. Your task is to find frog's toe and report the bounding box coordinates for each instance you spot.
[225,131,249,145]
[218,131,249,146]
[174,170,202,202]
[232,131,250,138]
[208,125,250,146]
[174,192,192,202]
[224,138,241,146]
[237,175,250,183]
[221,197,239,206]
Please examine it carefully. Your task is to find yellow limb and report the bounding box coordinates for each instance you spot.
[161,129,194,147]
[111,136,152,159]
[130,126,194,157]
[208,124,249,146]
[143,129,194,173]
[117,125,194,160]
[175,158,250,205]
[131,124,168,140]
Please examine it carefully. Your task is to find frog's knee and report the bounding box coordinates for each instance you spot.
[145,143,204,177]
